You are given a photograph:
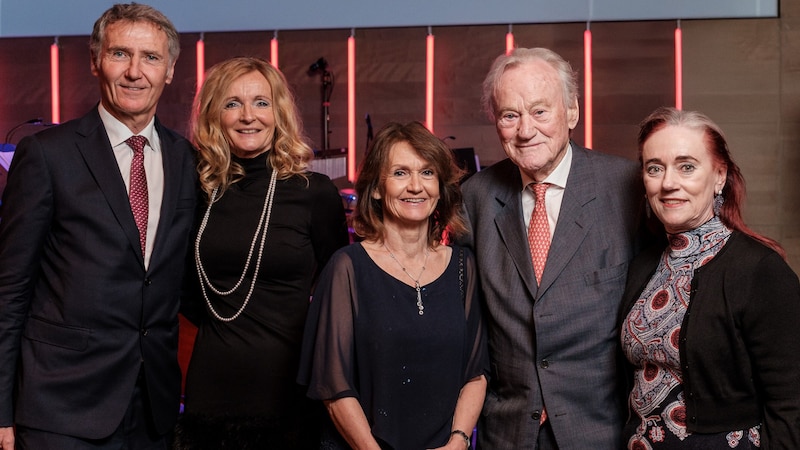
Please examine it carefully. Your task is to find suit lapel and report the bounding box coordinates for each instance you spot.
[492,164,540,299]
[75,109,145,266]
[149,119,181,267]
[538,145,596,294]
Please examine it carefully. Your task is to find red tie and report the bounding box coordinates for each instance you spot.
[528,183,551,285]
[126,135,149,257]
[528,182,551,426]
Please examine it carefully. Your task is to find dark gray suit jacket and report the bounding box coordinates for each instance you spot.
[0,107,197,439]
[460,143,644,450]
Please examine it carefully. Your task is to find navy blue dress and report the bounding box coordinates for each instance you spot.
[299,243,488,450]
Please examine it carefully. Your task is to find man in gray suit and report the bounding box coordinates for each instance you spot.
[460,47,645,449]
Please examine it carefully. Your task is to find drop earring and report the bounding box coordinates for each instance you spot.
[713,189,724,216]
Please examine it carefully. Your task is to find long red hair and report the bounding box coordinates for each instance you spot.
[638,106,785,258]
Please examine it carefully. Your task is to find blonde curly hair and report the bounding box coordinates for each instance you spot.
[190,56,313,200]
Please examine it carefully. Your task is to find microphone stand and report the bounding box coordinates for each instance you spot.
[5,118,48,144]
[308,58,335,151]
[320,68,333,150]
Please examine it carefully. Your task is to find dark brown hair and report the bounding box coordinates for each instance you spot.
[352,121,466,246]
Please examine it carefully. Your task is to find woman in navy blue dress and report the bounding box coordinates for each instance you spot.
[300,121,488,450]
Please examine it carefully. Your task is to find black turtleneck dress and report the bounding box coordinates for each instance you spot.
[180,152,349,449]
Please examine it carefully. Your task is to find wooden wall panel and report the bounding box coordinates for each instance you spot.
[0,37,52,142]
[682,18,790,261]
[428,25,504,166]
[0,16,797,273]
[350,27,429,157]
[592,21,675,160]
[59,35,101,125]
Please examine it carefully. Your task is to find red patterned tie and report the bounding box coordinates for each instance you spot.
[126,135,149,257]
[528,182,551,426]
[528,183,550,285]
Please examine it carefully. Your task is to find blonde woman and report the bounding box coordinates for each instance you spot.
[177,57,349,449]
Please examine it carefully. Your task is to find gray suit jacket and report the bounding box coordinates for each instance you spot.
[460,143,644,450]
[0,107,197,439]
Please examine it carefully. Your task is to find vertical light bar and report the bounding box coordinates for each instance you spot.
[506,24,514,55]
[50,37,60,124]
[583,25,593,149]
[675,20,683,110]
[196,33,205,95]
[425,27,435,133]
[271,30,279,68]
[347,29,356,181]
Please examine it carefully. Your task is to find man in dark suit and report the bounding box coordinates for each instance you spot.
[0,4,196,449]
[460,48,645,449]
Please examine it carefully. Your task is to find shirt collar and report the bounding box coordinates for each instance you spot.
[519,142,573,191]
[98,104,158,151]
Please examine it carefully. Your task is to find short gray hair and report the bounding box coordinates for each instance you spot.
[481,47,579,121]
[90,3,180,68]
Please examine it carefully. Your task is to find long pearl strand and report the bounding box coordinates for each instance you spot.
[194,169,277,322]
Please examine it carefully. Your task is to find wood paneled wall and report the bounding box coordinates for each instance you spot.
[1,8,798,272]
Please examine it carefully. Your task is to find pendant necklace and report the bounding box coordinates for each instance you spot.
[384,243,429,315]
[194,168,277,322]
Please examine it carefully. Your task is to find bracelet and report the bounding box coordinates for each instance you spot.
[451,429,471,449]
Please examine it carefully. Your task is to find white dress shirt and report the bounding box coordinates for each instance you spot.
[99,105,164,270]
[520,143,573,240]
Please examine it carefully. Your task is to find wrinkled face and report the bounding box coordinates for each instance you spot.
[374,141,440,230]
[642,125,727,234]
[494,60,579,182]
[92,20,175,131]
[219,71,276,158]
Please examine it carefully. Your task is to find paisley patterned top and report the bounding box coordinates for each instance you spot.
[621,217,761,449]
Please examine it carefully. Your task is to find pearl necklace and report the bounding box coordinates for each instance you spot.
[194,168,277,322]
[384,244,429,315]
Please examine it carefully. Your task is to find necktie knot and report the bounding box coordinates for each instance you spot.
[532,182,549,202]
[126,135,148,154]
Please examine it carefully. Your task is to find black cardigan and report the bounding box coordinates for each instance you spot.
[618,231,800,449]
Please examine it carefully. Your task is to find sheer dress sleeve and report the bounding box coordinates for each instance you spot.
[298,247,360,401]
[462,247,489,382]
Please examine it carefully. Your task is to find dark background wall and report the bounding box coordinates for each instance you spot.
[0,7,798,272]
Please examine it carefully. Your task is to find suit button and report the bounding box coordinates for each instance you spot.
[144,278,152,286]
[531,411,542,421]
[540,359,549,369]
[141,328,149,336]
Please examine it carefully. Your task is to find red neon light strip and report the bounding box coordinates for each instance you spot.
[675,25,683,110]
[583,29,592,149]
[347,34,356,181]
[506,32,514,55]
[271,35,279,68]
[196,37,205,95]
[425,31,434,133]
[50,41,60,124]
